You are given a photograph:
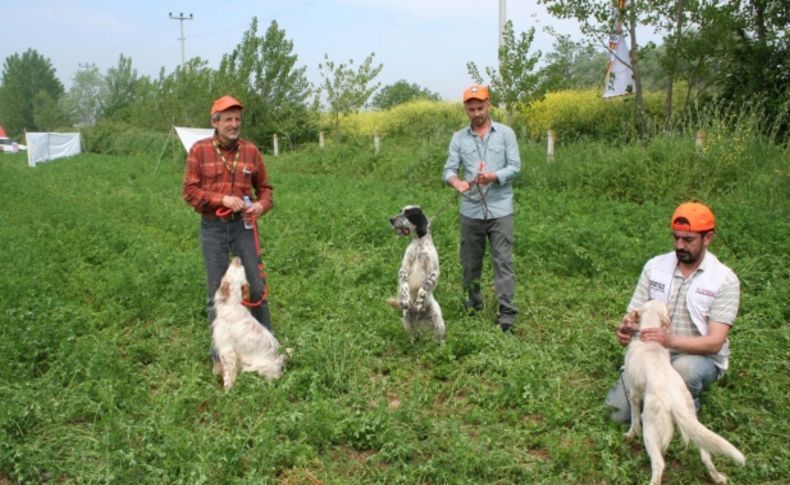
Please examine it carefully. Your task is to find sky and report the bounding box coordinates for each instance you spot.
[2,0,663,101]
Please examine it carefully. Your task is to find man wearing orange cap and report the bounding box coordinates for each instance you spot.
[183,95,274,360]
[606,202,740,421]
[442,84,521,332]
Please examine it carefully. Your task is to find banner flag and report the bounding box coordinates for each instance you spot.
[603,0,634,98]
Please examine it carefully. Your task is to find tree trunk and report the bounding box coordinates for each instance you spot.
[664,0,684,130]
[627,5,646,139]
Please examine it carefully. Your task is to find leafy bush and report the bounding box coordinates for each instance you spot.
[321,99,465,139]
[517,88,674,142]
[82,122,170,158]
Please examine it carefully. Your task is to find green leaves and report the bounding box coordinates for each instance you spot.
[0,49,65,136]
[467,20,542,125]
[318,52,383,137]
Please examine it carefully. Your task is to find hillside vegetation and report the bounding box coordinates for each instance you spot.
[0,112,787,482]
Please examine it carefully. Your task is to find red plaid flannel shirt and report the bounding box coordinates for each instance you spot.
[182,135,273,215]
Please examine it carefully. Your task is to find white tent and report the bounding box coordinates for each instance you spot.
[26,132,82,167]
[174,126,214,152]
[155,126,214,173]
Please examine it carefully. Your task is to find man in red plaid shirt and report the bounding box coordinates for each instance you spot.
[183,95,274,361]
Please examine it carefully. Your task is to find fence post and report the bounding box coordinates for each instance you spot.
[373,133,380,154]
[547,129,556,163]
[319,131,325,149]
[272,134,279,157]
[695,129,706,153]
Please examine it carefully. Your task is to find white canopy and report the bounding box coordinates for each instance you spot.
[26,132,81,167]
[175,126,214,152]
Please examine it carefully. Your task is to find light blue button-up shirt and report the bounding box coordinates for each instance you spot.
[442,120,521,219]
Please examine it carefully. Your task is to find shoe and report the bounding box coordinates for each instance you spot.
[496,314,515,333]
[464,300,483,316]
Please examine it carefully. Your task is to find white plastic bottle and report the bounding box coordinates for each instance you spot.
[242,195,254,230]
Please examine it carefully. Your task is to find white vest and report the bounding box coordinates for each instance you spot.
[646,250,733,369]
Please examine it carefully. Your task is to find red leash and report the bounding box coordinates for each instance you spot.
[245,218,268,307]
[215,206,268,307]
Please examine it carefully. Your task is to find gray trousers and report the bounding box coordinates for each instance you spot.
[460,214,517,324]
[200,218,272,358]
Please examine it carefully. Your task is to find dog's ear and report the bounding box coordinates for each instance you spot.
[217,279,230,303]
[659,313,671,332]
[404,207,429,237]
[242,282,250,302]
[627,309,640,327]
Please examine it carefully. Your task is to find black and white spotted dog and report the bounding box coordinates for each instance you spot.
[387,205,445,341]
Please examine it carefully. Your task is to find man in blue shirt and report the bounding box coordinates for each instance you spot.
[442,84,521,332]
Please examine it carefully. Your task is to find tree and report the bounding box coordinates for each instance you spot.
[63,64,104,127]
[151,58,216,130]
[467,20,541,125]
[217,18,317,147]
[0,49,64,136]
[708,0,789,137]
[371,80,440,110]
[101,54,141,121]
[539,0,653,137]
[318,53,383,137]
[537,33,608,91]
[32,91,69,131]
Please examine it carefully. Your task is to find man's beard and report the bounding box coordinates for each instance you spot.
[676,249,694,263]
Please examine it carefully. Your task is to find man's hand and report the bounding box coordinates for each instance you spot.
[616,311,639,346]
[474,171,497,187]
[639,327,672,348]
[449,177,471,193]
[221,195,246,212]
[244,201,263,221]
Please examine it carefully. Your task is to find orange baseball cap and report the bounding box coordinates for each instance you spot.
[463,84,489,103]
[670,202,716,232]
[211,95,244,115]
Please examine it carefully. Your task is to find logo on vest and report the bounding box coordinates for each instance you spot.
[649,280,666,292]
[696,287,717,297]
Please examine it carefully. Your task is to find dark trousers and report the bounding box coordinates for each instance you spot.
[200,218,272,357]
[460,214,517,324]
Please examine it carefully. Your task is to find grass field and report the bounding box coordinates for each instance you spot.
[1,141,788,484]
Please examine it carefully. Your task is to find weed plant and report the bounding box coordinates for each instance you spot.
[0,134,787,484]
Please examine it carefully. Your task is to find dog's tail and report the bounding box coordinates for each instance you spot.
[669,388,745,465]
[386,297,401,310]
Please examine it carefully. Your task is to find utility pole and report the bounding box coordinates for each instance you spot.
[169,12,194,65]
[498,0,506,51]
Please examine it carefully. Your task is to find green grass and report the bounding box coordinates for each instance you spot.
[0,143,787,484]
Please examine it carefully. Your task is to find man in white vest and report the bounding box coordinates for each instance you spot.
[606,201,740,422]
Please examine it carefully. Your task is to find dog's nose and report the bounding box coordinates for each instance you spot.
[389,217,395,224]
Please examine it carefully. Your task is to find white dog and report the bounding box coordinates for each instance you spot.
[623,300,745,485]
[211,256,285,389]
[387,205,445,341]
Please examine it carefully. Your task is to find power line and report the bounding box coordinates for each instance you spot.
[169,12,194,65]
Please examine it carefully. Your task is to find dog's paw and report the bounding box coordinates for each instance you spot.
[386,297,401,310]
[709,471,728,484]
[624,429,637,440]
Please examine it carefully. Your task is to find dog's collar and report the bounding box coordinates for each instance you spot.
[628,328,641,341]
